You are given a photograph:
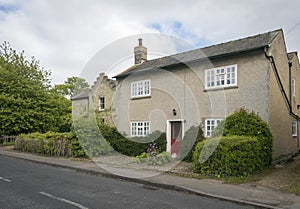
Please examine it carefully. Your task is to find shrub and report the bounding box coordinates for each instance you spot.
[73,118,167,158]
[179,125,205,162]
[212,108,272,167]
[14,131,87,158]
[104,127,167,157]
[135,142,171,165]
[193,136,263,177]
[73,119,114,157]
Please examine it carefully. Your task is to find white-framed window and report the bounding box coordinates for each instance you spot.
[205,119,222,137]
[292,121,297,137]
[205,64,237,89]
[131,79,151,98]
[131,121,150,137]
[99,97,105,110]
[292,78,296,97]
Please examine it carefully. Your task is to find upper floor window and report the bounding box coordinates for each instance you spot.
[205,64,237,89]
[131,121,150,137]
[99,97,105,110]
[131,80,151,98]
[292,78,296,97]
[205,119,222,137]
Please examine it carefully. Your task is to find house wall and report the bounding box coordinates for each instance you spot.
[114,50,270,138]
[268,31,300,160]
[90,73,116,126]
[290,52,300,120]
[113,31,300,160]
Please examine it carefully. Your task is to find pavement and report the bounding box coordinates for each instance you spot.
[1,146,300,209]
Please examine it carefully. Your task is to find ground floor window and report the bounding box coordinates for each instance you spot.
[205,119,222,137]
[292,121,297,137]
[130,121,150,137]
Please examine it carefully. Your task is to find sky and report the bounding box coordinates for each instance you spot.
[1,0,300,85]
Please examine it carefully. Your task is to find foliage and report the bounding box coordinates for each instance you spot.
[212,108,273,167]
[145,142,161,165]
[73,118,114,157]
[193,136,264,177]
[52,76,89,98]
[73,118,167,157]
[106,129,167,157]
[135,148,172,166]
[0,42,72,135]
[14,131,87,158]
[179,125,205,162]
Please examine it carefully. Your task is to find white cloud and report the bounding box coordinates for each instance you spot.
[0,0,300,84]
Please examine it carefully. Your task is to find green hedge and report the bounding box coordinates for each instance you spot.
[193,136,263,177]
[99,124,167,157]
[74,118,167,157]
[14,131,87,158]
[179,125,205,162]
[212,108,273,167]
[15,118,167,159]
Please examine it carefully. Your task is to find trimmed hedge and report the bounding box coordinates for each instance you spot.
[14,131,87,158]
[179,125,205,162]
[193,136,263,177]
[15,117,168,159]
[99,124,167,157]
[212,108,273,167]
[74,118,167,157]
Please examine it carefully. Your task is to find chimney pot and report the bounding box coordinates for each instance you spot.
[134,38,147,65]
[138,38,143,46]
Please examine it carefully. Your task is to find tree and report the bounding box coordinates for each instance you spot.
[52,76,89,98]
[0,42,71,135]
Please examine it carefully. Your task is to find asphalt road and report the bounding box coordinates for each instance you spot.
[0,155,256,209]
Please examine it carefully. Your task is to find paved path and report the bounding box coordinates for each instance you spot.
[1,147,300,209]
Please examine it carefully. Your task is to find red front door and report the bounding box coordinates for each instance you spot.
[171,121,182,156]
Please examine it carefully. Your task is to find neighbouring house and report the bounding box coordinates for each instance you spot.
[72,73,116,126]
[111,29,300,161]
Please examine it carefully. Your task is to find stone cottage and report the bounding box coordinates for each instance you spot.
[111,29,300,161]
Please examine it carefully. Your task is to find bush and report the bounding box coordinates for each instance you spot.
[193,136,263,177]
[103,125,167,157]
[212,108,273,167]
[14,131,87,158]
[73,119,114,157]
[179,125,205,162]
[73,118,167,158]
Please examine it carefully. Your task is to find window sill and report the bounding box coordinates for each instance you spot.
[204,86,238,92]
[131,95,151,100]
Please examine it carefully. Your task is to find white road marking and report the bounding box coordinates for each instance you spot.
[0,176,11,182]
[39,192,88,209]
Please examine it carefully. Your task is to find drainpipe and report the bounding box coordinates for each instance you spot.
[265,47,300,154]
[264,46,292,112]
[289,60,293,113]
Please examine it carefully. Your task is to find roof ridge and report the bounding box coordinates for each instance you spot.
[114,29,283,78]
[184,28,281,55]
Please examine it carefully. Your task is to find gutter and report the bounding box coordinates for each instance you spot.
[264,46,300,120]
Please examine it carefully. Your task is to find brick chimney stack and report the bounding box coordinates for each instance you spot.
[134,38,147,65]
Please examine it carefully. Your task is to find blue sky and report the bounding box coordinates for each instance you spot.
[149,21,212,49]
[0,0,300,84]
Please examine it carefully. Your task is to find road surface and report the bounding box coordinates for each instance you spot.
[0,155,255,209]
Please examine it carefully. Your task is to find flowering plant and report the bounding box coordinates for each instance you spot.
[135,142,172,165]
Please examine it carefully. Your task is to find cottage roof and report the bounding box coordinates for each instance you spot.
[114,29,280,78]
[71,90,89,100]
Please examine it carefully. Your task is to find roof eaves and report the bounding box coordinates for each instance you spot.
[115,45,268,78]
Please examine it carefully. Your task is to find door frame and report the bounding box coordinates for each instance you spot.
[166,119,185,154]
